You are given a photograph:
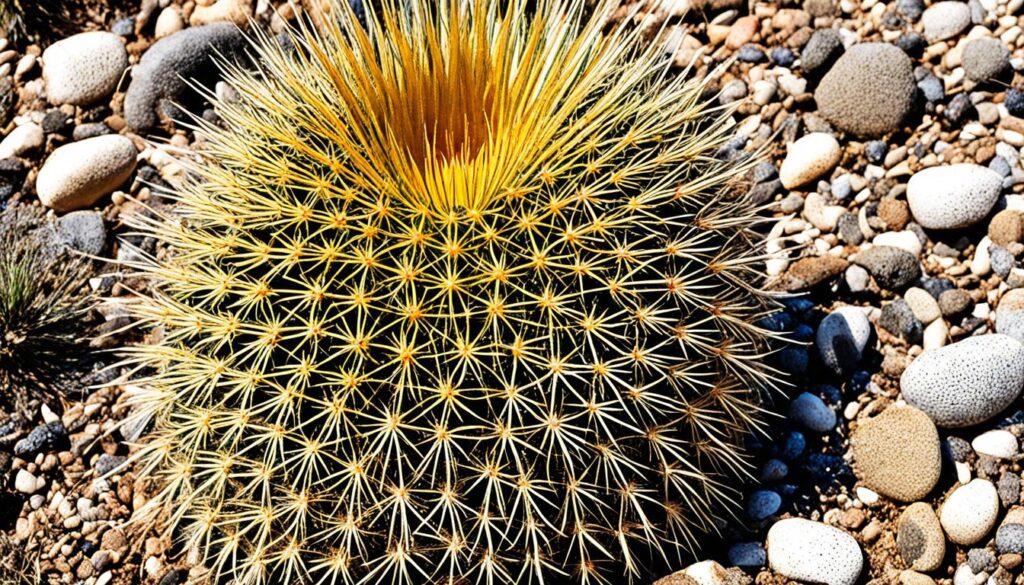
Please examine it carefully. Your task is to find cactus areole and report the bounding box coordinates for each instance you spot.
[123,1,783,583]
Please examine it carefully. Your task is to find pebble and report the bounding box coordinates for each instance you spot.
[155,6,185,39]
[989,210,1024,246]
[124,24,247,131]
[42,32,128,106]
[776,255,849,291]
[766,518,863,585]
[922,1,972,41]
[815,43,916,137]
[36,135,138,212]
[779,133,841,189]
[897,503,946,572]
[747,489,782,520]
[801,29,844,74]
[728,542,766,568]
[816,306,872,373]
[14,469,44,494]
[880,299,923,344]
[0,122,43,159]
[996,523,1024,554]
[962,37,1011,82]
[190,0,254,26]
[853,245,922,290]
[940,479,1000,545]
[996,288,1024,345]
[972,430,1018,459]
[54,211,107,255]
[789,392,836,432]
[901,334,1024,427]
[906,164,1002,230]
[851,405,941,501]
[14,421,67,458]
[874,230,922,257]
[905,287,941,324]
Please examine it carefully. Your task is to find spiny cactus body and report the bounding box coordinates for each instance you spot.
[123,1,783,583]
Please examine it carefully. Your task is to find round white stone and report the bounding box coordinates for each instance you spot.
[42,31,128,106]
[906,164,1002,230]
[780,133,842,189]
[900,334,1024,427]
[940,479,999,545]
[817,306,872,373]
[767,518,863,585]
[972,430,1019,459]
[873,230,923,257]
[0,122,43,159]
[36,135,138,212]
[922,1,972,42]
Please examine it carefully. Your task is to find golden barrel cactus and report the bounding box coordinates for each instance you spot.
[123,1,784,583]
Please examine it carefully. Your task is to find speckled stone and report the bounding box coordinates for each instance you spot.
[905,287,942,324]
[36,135,138,212]
[963,37,1011,82]
[901,334,1024,428]
[906,164,1002,230]
[789,392,837,433]
[997,523,1024,554]
[42,32,128,106]
[897,503,946,572]
[940,479,999,545]
[853,245,922,291]
[815,43,916,137]
[816,306,872,373]
[775,256,850,291]
[801,29,844,74]
[779,133,842,189]
[851,405,941,501]
[939,289,972,318]
[922,1,971,41]
[989,210,1024,246]
[766,518,863,585]
[996,289,1024,345]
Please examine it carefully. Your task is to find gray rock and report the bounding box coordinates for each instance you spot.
[801,29,844,74]
[789,392,837,432]
[54,211,107,255]
[36,135,137,212]
[998,471,1020,507]
[879,299,924,344]
[967,548,997,572]
[816,43,916,137]
[767,519,863,585]
[124,24,246,131]
[939,288,972,317]
[992,245,1015,277]
[997,523,1024,554]
[14,421,67,458]
[901,334,1024,427]
[853,245,922,290]
[962,37,1010,82]
[997,289,1024,344]
[906,164,1002,229]
[816,306,872,373]
[922,1,972,41]
[42,32,128,106]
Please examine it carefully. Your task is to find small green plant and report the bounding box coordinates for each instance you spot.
[123,1,785,583]
[0,205,95,412]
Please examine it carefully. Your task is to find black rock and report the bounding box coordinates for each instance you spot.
[13,421,68,459]
[1006,89,1024,117]
[945,93,975,125]
[879,299,923,344]
[897,0,924,20]
[41,109,73,134]
[159,569,189,585]
[896,32,926,57]
[123,24,247,132]
[801,29,843,75]
[853,245,922,290]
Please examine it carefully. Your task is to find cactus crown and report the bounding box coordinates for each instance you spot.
[122,1,783,583]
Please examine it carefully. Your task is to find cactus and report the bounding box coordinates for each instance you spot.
[0,205,96,412]
[123,1,784,583]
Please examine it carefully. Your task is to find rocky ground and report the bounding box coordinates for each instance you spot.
[3,0,1024,584]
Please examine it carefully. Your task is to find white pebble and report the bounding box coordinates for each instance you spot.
[42,31,128,106]
[0,122,43,159]
[14,470,44,494]
[907,164,1002,230]
[972,429,1019,459]
[36,135,138,212]
[780,133,842,189]
[767,518,863,585]
[940,478,999,545]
